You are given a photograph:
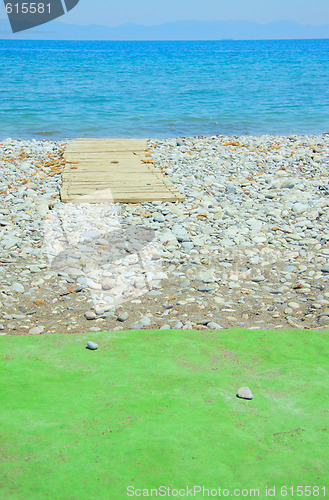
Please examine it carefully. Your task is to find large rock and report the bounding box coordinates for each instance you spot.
[237,387,253,400]
[87,341,98,350]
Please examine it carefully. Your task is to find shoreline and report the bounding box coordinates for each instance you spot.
[1,133,329,335]
[1,131,329,143]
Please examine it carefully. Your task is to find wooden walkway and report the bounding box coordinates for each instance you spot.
[60,138,184,203]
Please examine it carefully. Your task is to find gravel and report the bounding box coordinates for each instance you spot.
[2,134,329,335]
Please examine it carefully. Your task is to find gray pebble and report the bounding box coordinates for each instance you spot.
[284,265,297,272]
[29,325,45,335]
[287,301,300,309]
[101,311,115,319]
[198,319,210,325]
[207,322,223,330]
[84,310,96,320]
[11,282,25,293]
[83,230,101,239]
[171,223,189,242]
[318,309,329,317]
[195,270,216,283]
[153,214,165,223]
[180,279,191,288]
[117,311,129,322]
[292,203,308,214]
[77,276,89,285]
[281,180,295,189]
[226,184,236,194]
[128,322,144,329]
[87,341,98,350]
[181,242,193,252]
[140,316,151,327]
[29,265,41,273]
[95,308,105,316]
[251,276,266,282]
[197,286,215,292]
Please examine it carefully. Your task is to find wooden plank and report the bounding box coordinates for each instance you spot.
[63,169,156,175]
[65,138,148,153]
[60,188,181,203]
[65,152,148,157]
[67,138,147,144]
[60,138,184,203]
[62,173,168,180]
[62,178,173,184]
[64,161,151,168]
[66,138,147,147]
[65,160,152,167]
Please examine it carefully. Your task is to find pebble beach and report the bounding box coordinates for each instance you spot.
[1,133,329,335]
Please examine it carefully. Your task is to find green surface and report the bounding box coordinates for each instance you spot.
[0,329,328,499]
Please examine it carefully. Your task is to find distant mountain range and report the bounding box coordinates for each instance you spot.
[0,19,329,40]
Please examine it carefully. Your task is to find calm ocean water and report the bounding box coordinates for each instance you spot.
[0,39,328,140]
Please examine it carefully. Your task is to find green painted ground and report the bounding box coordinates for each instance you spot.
[0,329,328,499]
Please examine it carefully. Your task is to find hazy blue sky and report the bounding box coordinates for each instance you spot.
[59,0,328,26]
[0,0,328,26]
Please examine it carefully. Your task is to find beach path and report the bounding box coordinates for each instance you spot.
[60,138,184,203]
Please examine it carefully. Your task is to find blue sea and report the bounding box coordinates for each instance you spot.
[0,39,328,140]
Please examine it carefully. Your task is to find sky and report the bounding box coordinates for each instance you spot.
[0,0,328,26]
[59,0,329,27]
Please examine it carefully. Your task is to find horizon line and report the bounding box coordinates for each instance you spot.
[1,38,329,41]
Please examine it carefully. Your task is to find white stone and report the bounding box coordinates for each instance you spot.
[237,387,253,399]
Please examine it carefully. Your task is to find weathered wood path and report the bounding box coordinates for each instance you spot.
[60,139,184,203]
